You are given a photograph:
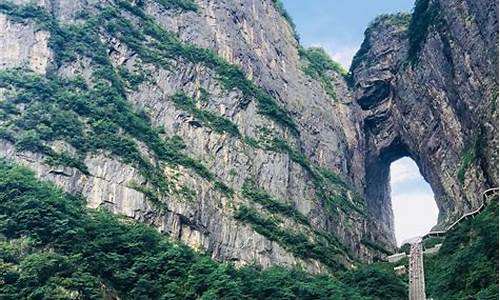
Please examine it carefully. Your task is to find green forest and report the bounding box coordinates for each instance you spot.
[0,160,407,300]
[425,197,499,300]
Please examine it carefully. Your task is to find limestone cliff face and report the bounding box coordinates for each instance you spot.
[0,0,374,273]
[0,0,497,272]
[350,0,498,244]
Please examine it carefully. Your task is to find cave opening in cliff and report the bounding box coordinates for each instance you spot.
[389,157,438,246]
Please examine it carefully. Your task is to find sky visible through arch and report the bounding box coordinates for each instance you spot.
[280,1,439,245]
[390,158,438,245]
[281,0,415,68]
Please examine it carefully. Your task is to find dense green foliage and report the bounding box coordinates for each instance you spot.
[422,236,443,250]
[241,178,309,225]
[171,93,240,136]
[407,0,441,64]
[399,243,410,254]
[340,263,407,299]
[0,160,407,300]
[424,198,499,299]
[299,47,346,100]
[154,0,197,12]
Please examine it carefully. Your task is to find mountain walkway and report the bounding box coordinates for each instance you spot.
[423,187,499,239]
[408,240,425,300]
[406,187,498,300]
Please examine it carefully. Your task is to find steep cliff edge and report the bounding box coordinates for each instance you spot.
[0,0,497,273]
[0,0,379,273]
[350,0,498,244]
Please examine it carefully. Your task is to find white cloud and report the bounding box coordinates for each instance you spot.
[389,157,438,245]
[390,158,421,186]
[329,46,358,69]
[308,42,358,69]
[391,192,439,246]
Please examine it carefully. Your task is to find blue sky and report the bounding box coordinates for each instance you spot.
[279,1,438,244]
[281,0,415,67]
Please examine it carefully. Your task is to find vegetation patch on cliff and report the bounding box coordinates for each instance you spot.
[241,177,309,226]
[0,3,237,203]
[0,160,407,300]
[154,0,198,12]
[271,0,300,41]
[407,0,442,64]
[349,13,410,75]
[44,151,90,175]
[300,47,347,100]
[422,236,444,250]
[234,205,348,270]
[456,138,480,185]
[171,93,240,137]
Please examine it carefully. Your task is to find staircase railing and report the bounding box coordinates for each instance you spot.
[422,187,499,240]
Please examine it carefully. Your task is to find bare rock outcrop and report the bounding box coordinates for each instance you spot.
[350,0,498,244]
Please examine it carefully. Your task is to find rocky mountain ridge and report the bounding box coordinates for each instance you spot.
[0,0,497,273]
[350,0,498,242]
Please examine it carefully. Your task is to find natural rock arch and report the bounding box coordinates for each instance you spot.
[364,138,415,245]
[351,10,498,249]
